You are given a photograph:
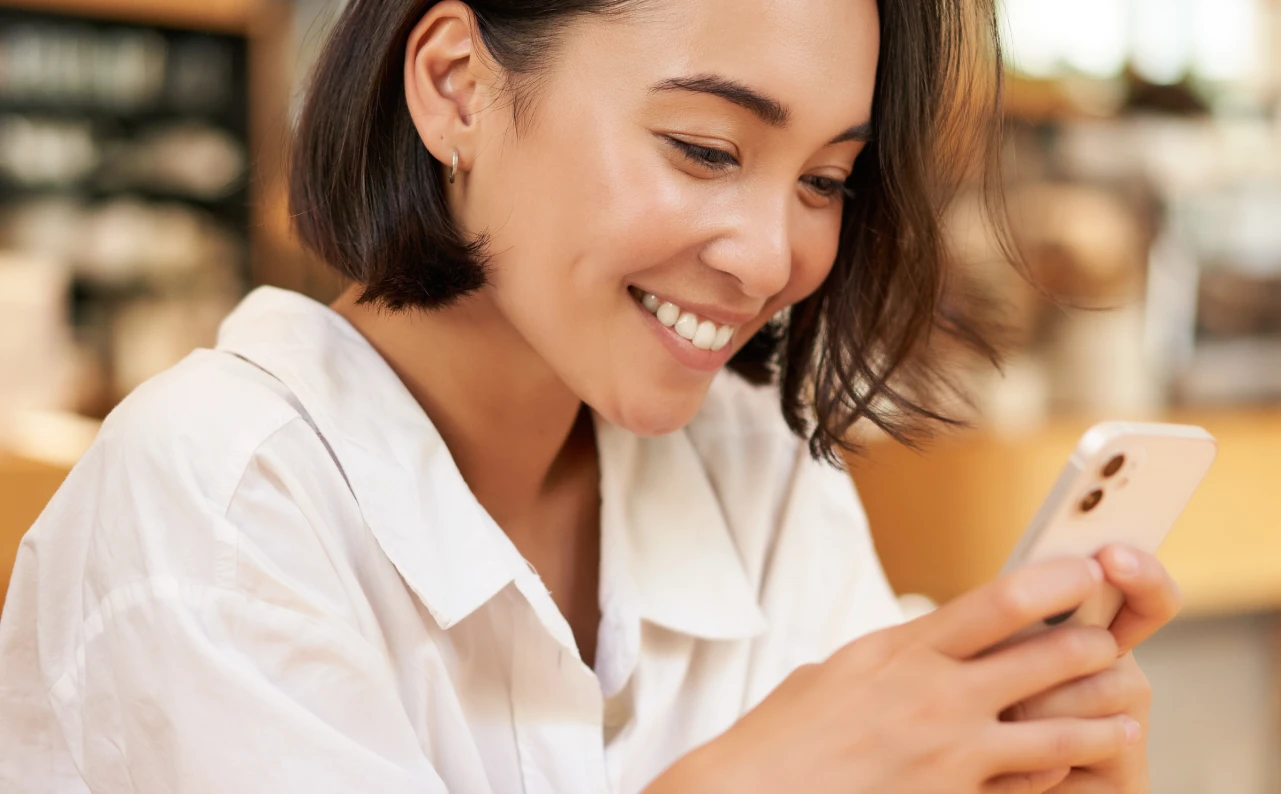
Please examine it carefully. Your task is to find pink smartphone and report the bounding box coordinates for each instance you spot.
[1000,421,1218,634]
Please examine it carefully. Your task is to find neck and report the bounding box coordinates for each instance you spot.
[331,286,587,527]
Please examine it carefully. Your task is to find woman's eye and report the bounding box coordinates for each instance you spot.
[801,175,853,202]
[665,137,739,171]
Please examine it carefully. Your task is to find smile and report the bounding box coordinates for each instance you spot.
[629,288,737,351]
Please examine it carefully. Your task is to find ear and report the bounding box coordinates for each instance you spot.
[404,0,496,184]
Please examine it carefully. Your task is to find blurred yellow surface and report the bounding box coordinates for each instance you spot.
[0,453,67,614]
[850,410,1281,617]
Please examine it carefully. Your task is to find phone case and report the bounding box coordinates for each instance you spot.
[999,421,1218,633]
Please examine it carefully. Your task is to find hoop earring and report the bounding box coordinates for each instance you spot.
[449,149,459,184]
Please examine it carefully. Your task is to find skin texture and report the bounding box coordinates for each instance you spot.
[330,1,1182,790]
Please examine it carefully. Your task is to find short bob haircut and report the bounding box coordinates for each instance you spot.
[290,0,1009,465]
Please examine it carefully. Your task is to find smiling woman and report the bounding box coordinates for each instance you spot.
[0,1,1183,793]
[291,0,1003,454]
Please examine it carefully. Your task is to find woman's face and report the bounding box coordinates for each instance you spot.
[457,0,880,435]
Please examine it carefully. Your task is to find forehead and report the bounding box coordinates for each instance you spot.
[586,0,881,127]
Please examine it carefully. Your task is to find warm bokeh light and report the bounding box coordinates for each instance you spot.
[1003,0,1262,85]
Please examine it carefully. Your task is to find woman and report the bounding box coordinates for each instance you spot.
[0,1,1180,792]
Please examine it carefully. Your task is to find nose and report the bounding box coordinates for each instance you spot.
[699,191,792,300]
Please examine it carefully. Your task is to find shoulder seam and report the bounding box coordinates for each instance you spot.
[220,416,316,522]
[220,352,357,506]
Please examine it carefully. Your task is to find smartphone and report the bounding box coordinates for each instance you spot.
[1000,421,1217,635]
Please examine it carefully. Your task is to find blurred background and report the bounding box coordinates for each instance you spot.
[0,0,1277,791]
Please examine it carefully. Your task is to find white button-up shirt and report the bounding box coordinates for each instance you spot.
[0,287,902,794]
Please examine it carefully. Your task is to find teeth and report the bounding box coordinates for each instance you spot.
[674,312,699,340]
[635,290,738,352]
[692,320,717,350]
[712,325,734,351]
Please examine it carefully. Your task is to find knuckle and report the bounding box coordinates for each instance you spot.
[864,625,901,657]
[1049,726,1084,760]
[1089,670,1130,711]
[1130,668,1153,710]
[992,581,1035,625]
[791,661,820,679]
[1135,687,1153,714]
[832,627,898,671]
[778,661,821,692]
[1095,655,1154,715]
[867,625,903,655]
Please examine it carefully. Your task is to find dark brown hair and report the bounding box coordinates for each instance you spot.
[290,0,1009,465]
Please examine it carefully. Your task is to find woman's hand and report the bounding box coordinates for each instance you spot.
[1009,653,1151,794]
[1003,545,1182,794]
[1095,544,1183,656]
[645,557,1140,794]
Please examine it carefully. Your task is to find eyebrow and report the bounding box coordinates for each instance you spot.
[829,121,874,145]
[649,73,874,145]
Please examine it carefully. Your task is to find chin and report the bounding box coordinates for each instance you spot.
[596,384,708,438]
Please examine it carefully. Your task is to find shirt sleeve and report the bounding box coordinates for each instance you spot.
[44,419,450,794]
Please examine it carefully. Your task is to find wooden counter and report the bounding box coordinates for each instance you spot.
[849,410,1281,617]
[4,410,1281,617]
[0,454,70,613]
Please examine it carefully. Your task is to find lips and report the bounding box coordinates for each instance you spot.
[631,288,735,351]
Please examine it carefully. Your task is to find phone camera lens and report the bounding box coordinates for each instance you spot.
[1102,454,1126,478]
[1079,489,1104,513]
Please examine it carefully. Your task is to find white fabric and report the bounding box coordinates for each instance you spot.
[0,287,903,794]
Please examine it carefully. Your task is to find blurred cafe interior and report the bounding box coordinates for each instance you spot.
[0,0,1278,790]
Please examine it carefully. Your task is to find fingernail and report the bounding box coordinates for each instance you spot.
[1086,559,1104,582]
[1122,716,1143,744]
[1111,547,1140,576]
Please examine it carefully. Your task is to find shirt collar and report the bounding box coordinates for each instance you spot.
[216,287,766,642]
[595,417,766,641]
[217,287,519,631]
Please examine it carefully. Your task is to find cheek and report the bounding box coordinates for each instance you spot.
[471,117,709,406]
[780,214,842,307]
[572,132,701,282]
[485,118,695,297]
